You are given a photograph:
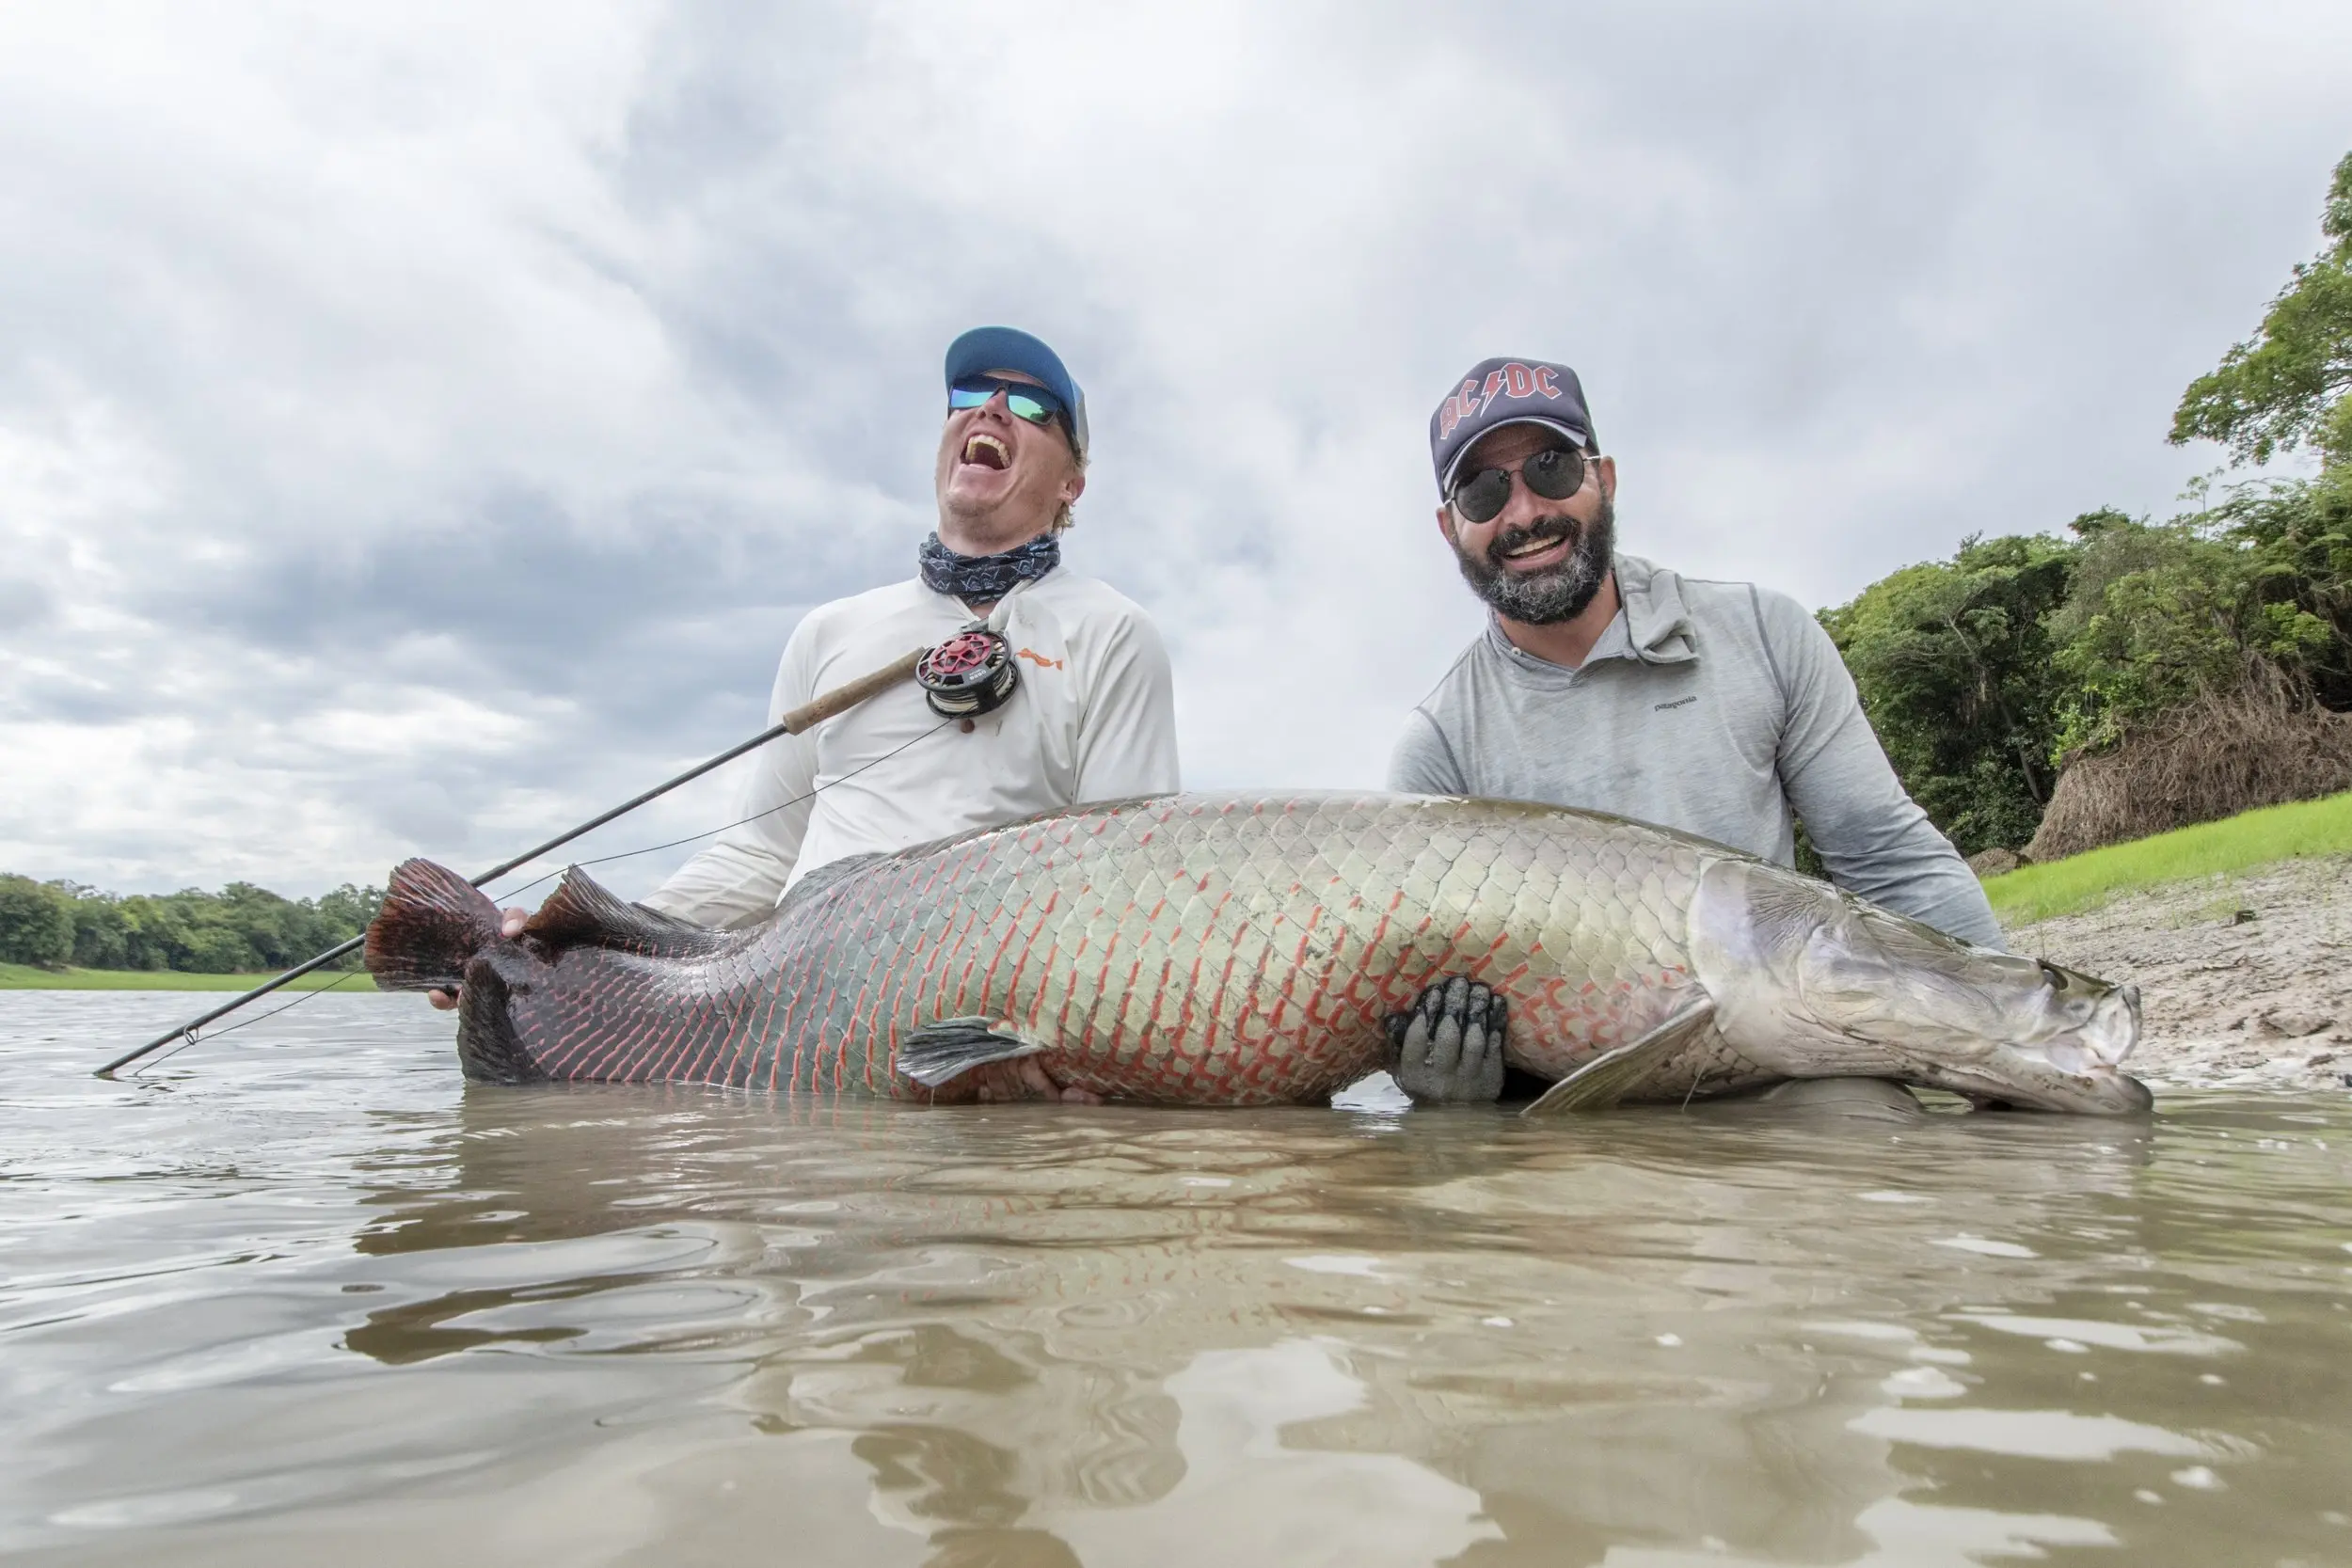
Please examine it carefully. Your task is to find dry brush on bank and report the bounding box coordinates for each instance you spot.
[2026,680,2352,863]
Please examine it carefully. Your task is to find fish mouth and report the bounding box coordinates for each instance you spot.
[960,433,1011,471]
[1687,860,2155,1116]
[1874,961,2152,1115]
[2038,981,2139,1075]
[2007,980,2151,1113]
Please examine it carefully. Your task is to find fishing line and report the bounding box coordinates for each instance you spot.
[127,719,959,1075]
[99,640,947,1078]
[485,717,956,904]
[125,968,375,1076]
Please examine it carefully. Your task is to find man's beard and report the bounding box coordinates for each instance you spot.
[1450,494,1615,625]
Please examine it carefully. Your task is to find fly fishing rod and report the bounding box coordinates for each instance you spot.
[94,644,935,1078]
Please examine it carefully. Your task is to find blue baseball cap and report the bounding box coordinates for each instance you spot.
[945,326,1089,458]
[1429,356,1595,495]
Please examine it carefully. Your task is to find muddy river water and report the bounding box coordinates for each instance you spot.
[4,991,2350,1566]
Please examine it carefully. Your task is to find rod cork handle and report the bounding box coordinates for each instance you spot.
[779,646,927,735]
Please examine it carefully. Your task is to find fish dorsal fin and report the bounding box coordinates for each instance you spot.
[1522,997,1717,1117]
[778,851,890,916]
[522,866,727,959]
[895,1015,1047,1087]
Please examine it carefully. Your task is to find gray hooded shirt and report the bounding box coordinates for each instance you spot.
[1387,554,2003,948]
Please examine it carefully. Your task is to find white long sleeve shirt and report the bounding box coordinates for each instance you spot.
[643,568,1181,929]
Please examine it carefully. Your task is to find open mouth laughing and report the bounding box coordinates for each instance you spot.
[1493,522,1575,572]
[961,433,1011,471]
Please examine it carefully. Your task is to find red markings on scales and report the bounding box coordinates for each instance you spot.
[1436,361,1565,442]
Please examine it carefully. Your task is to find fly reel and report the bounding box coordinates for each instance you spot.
[916,627,1019,720]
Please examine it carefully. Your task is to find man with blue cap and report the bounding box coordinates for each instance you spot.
[1383,356,1998,1104]
[644,326,1178,935]
[428,329,1180,1100]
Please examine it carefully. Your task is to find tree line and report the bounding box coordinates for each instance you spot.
[0,876,383,973]
[1823,150,2352,858]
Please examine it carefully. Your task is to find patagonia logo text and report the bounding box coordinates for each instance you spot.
[1653,695,1697,712]
[1437,361,1565,441]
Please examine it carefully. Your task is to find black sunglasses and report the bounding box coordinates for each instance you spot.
[1448,447,1597,525]
[948,375,1069,430]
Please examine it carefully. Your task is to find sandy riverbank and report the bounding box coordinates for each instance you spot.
[2007,852,2352,1093]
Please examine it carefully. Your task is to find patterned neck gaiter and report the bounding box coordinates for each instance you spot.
[918,531,1060,603]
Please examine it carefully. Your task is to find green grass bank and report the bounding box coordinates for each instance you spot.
[0,964,377,992]
[1984,789,2352,927]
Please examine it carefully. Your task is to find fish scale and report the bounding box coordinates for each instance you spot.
[425,794,1714,1101]
[370,790,2149,1114]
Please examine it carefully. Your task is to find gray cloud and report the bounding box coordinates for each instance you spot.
[1,2,2347,900]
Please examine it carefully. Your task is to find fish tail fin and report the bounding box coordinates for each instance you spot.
[365,859,503,992]
[366,860,548,1084]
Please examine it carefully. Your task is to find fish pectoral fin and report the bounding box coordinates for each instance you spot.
[897,1016,1048,1087]
[1521,997,1717,1117]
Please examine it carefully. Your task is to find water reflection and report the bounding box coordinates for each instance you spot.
[4,994,2351,1566]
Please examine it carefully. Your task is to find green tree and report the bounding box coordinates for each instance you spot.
[0,875,75,966]
[0,876,389,972]
[1821,531,2080,854]
[2045,508,2338,753]
[311,883,385,968]
[117,895,192,971]
[49,882,133,969]
[2201,468,2352,709]
[2171,150,2352,467]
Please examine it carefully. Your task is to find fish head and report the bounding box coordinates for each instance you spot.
[1691,861,2150,1115]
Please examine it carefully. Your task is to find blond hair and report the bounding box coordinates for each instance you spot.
[1053,437,1089,531]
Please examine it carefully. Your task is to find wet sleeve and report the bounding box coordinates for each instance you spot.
[1386,710,1470,796]
[640,631,819,930]
[1073,606,1182,800]
[1761,592,2006,950]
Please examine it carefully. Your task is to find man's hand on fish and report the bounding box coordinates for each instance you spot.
[1387,976,1507,1104]
[425,907,530,1009]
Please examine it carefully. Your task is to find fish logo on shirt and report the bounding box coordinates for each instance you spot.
[1015,647,1064,672]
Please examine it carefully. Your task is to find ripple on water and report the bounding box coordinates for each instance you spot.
[4,990,2351,1565]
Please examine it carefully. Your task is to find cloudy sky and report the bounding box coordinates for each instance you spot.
[3,2,2348,902]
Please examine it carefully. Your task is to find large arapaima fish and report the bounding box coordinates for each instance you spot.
[365,793,2150,1114]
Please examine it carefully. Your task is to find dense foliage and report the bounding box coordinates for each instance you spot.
[0,876,382,973]
[1826,482,2352,855]
[2048,482,2349,753]
[1820,531,2080,855]
[1826,150,2352,856]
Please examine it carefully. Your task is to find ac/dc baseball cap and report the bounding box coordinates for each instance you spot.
[946,325,1089,459]
[1429,356,1595,494]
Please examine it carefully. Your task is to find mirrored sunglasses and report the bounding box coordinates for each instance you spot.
[948,375,1069,429]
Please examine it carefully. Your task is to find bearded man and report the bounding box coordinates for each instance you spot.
[434,328,1179,1104]
[1380,356,1997,1104]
